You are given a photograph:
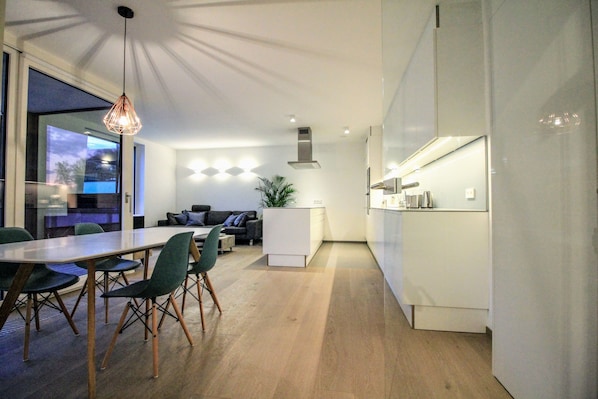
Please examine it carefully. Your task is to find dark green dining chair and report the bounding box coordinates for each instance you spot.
[180,224,223,331]
[71,223,142,323]
[100,231,195,378]
[0,227,80,361]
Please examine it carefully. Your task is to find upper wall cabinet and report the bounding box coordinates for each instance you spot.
[435,1,485,137]
[383,0,484,175]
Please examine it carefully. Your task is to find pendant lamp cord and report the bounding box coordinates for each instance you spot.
[122,16,127,94]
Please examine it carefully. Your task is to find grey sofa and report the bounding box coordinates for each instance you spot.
[158,205,262,245]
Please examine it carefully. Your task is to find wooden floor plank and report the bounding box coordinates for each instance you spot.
[0,242,512,399]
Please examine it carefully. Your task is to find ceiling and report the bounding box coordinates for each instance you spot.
[4,0,384,150]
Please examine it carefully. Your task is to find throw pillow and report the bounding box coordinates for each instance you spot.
[223,214,237,227]
[166,212,178,225]
[233,212,248,227]
[186,211,206,226]
[174,213,188,225]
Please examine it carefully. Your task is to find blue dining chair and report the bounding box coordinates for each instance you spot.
[71,223,142,323]
[100,231,195,378]
[0,227,80,361]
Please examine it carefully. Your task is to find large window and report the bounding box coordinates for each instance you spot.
[46,126,120,194]
[25,69,118,238]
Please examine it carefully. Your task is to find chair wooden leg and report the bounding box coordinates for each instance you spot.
[23,294,33,361]
[33,293,40,331]
[54,291,79,335]
[70,280,88,318]
[169,294,194,346]
[157,299,170,329]
[152,300,159,378]
[101,302,130,370]
[181,275,189,313]
[197,276,206,331]
[144,299,150,341]
[104,272,110,323]
[203,273,222,313]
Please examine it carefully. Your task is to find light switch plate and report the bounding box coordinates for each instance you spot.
[465,188,476,199]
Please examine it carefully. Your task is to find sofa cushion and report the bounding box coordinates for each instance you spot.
[233,210,257,220]
[223,214,237,227]
[191,205,211,212]
[206,210,232,226]
[223,226,247,235]
[233,212,248,227]
[166,212,179,225]
[174,213,188,225]
[186,211,206,226]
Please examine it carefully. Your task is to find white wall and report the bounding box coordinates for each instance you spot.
[489,1,598,398]
[135,137,177,227]
[175,140,366,241]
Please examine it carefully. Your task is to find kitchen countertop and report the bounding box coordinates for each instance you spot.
[369,207,487,212]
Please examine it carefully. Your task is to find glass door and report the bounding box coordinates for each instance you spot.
[24,68,120,238]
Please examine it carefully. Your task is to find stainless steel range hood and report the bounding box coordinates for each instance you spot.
[288,127,321,169]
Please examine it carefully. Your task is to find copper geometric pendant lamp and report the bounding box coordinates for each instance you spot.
[103,6,142,136]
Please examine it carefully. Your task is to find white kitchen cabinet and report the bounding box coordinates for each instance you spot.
[384,0,484,170]
[367,126,384,209]
[263,207,325,267]
[435,1,485,137]
[384,210,489,333]
[366,208,385,271]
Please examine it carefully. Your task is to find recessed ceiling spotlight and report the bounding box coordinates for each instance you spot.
[343,127,350,135]
[289,115,296,123]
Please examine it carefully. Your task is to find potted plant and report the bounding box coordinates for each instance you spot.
[255,175,297,208]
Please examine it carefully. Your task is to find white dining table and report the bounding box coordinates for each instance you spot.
[0,226,210,399]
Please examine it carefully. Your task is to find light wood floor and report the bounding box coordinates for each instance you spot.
[0,242,512,399]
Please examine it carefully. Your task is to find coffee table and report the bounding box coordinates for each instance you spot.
[195,233,235,253]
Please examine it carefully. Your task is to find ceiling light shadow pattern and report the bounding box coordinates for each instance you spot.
[172,0,330,10]
[135,42,179,118]
[74,32,112,73]
[180,31,315,95]
[5,1,382,147]
[19,20,87,43]
[161,38,228,101]
[179,22,354,65]
[5,14,81,27]
[177,33,293,100]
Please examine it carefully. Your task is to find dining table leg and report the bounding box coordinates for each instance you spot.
[0,263,34,330]
[87,259,96,399]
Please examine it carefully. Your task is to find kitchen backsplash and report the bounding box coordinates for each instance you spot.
[375,137,487,211]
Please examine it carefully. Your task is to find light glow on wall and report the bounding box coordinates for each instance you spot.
[189,156,260,179]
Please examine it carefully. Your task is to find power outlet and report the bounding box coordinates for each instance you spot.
[465,188,476,200]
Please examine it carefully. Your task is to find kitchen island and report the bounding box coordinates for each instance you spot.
[262,207,325,267]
